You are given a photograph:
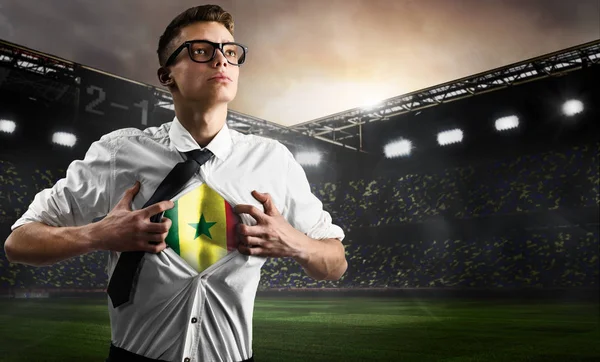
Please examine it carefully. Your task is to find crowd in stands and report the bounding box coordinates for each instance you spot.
[0,142,598,290]
[0,229,597,290]
[313,143,598,230]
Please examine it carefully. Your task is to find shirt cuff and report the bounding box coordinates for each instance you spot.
[305,212,345,242]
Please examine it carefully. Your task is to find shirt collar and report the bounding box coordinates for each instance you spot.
[169,116,233,161]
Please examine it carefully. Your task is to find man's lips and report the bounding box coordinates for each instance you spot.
[208,74,232,81]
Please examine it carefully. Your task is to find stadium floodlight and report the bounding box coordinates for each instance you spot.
[0,119,16,134]
[52,132,77,147]
[495,115,519,131]
[562,99,584,116]
[159,103,175,111]
[295,151,321,166]
[437,129,463,146]
[384,139,412,158]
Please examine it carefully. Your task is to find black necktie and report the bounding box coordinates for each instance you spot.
[106,149,214,308]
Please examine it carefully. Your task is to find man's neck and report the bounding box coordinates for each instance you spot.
[175,102,228,147]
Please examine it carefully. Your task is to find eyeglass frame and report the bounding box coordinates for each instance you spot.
[164,39,248,67]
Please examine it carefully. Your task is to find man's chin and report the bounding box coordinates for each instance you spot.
[181,94,235,106]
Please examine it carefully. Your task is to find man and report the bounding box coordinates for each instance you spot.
[4,4,347,362]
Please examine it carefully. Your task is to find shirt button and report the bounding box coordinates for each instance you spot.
[191,317,198,323]
[184,358,190,362]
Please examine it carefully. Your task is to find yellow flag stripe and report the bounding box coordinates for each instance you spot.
[177,184,228,273]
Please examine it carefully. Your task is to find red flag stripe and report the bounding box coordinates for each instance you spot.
[225,201,238,252]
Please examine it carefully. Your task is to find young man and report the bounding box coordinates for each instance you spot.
[4,4,347,362]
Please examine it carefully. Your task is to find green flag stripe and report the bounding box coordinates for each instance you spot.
[165,200,180,255]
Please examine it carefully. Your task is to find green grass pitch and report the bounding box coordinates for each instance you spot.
[0,296,598,361]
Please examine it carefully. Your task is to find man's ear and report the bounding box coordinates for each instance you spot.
[157,67,174,87]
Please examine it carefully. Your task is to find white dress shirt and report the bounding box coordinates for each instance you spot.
[11,117,345,362]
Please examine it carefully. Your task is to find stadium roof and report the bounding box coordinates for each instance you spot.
[1,38,599,153]
[0,39,308,151]
[290,39,600,150]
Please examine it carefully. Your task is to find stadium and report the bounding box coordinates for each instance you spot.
[0,36,599,362]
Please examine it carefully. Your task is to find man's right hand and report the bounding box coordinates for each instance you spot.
[87,181,174,253]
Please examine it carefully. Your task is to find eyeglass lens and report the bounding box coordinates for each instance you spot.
[190,42,244,64]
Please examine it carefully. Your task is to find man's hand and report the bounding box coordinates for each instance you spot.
[234,191,308,258]
[86,181,174,254]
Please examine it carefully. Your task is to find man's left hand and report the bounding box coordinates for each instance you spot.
[234,190,308,258]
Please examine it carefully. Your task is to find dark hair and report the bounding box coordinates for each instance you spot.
[157,5,235,66]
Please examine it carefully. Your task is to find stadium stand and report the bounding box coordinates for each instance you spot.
[1,141,597,293]
[1,38,598,300]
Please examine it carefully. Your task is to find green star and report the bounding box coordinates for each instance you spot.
[188,213,217,240]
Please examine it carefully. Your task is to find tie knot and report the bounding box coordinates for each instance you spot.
[185,149,214,166]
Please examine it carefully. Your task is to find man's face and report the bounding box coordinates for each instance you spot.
[164,21,239,105]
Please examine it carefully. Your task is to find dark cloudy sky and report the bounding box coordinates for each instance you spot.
[0,0,598,126]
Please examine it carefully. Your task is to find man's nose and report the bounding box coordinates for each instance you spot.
[212,49,228,67]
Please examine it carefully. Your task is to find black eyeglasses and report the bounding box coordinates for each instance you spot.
[164,40,248,67]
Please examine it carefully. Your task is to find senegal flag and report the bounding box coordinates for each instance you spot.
[163,183,239,273]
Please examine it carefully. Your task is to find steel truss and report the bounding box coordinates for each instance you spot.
[290,39,600,151]
[0,39,79,107]
[0,39,298,145]
[3,38,598,152]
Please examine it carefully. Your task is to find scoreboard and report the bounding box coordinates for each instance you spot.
[76,66,172,132]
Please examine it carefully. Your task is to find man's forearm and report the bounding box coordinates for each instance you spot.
[293,236,348,280]
[4,222,97,267]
